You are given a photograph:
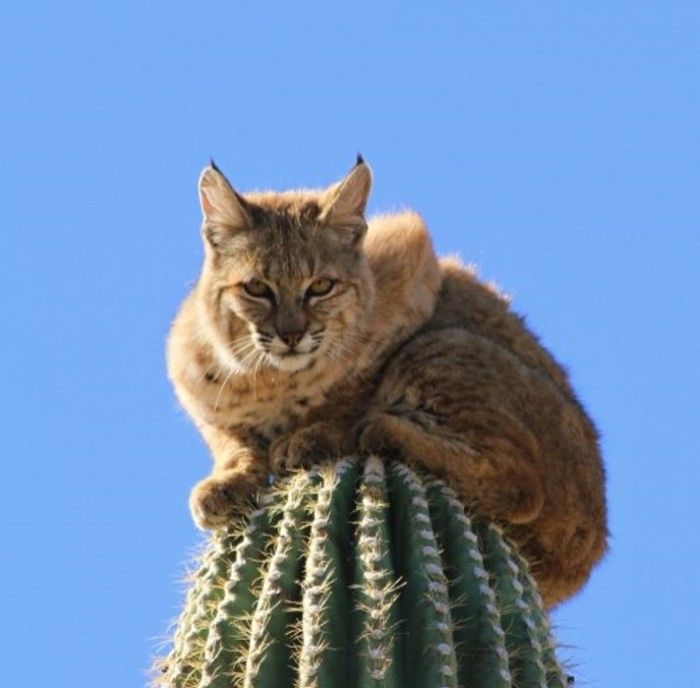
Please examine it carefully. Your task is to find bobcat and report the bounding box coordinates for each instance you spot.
[167,157,607,607]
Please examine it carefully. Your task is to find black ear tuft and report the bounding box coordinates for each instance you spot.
[356,153,364,166]
[207,159,237,192]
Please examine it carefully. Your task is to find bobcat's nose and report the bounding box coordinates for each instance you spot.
[277,329,305,350]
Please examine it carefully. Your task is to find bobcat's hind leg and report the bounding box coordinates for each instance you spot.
[358,410,544,524]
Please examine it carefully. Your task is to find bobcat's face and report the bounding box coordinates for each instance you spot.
[210,233,373,373]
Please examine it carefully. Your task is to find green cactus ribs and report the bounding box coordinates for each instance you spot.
[155,457,567,687]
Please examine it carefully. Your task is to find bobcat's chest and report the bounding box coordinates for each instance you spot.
[200,369,332,441]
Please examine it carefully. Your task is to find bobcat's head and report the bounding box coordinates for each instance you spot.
[195,158,375,374]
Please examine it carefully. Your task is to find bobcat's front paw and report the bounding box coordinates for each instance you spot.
[189,470,260,530]
[270,424,341,475]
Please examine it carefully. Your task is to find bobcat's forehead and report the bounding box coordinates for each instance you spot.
[217,201,360,285]
[242,197,320,238]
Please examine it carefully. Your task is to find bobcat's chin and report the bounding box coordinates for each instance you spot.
[266,351,317,372]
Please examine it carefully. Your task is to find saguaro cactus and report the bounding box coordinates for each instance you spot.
[155,457,567,687]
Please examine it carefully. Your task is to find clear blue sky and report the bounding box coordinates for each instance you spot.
[2,3,698,685]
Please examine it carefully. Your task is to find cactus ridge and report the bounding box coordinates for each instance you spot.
[200,494,278,688]
[299,459,361,687]
[388,462,459,688]
[156,457,567,687]
[242,470,317,687]
[161,528,243,688]
[500,534,566,688]
[425,481,512,687]
[352,456,402,687]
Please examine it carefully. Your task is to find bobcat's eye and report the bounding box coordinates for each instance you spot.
[306,278,335,297]
[243,279,274,299]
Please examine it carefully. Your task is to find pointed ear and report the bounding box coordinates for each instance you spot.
[319,159,372,246]
[198,162,251,249]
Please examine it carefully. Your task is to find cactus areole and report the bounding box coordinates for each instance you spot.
[156,458,568,687]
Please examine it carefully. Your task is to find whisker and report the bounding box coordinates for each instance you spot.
[214,366,238,412]
[237,346,262,370]
[228,338,257,355]
[251,350,267,400]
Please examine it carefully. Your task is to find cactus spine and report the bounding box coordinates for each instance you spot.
[156,458,567,687]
